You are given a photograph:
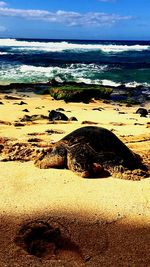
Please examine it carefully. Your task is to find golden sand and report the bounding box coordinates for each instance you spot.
[0,92,149,266]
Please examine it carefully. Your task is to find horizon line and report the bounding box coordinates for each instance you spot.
[0,36,150,42]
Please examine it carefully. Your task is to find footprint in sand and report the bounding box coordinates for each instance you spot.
[15,220,84,266]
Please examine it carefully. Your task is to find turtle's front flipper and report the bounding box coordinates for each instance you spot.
[34,143,67,169]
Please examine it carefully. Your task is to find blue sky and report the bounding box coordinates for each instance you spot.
[0,0,150,40]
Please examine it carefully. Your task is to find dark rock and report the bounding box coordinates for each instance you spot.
[0,120,11,125]
[4,95,22,100]
[82,121,98,125]
[28,132,45,136]
[56,108,65,112]
[136,108,148,117]
[14,122,25,127]
[28,138,42,142]
[45,129,65,135]
[134,123,144,126]
[20,115,31,121]
[126,103,132,107]
[18,101,27,105]
[49,78,61,86]
[118,112,126,114]
[22,109,29,112]
[48,110,69,121]
[0,101,4,105]
[69,117,78,121]
[0,144,4,153]
[50,87,112,103]
[147,122,150,128]
[103,100,111,104]
[92,107,103,111]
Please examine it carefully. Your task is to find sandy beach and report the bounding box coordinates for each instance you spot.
[0,92,149,267]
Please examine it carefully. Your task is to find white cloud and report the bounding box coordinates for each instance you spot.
[0,1,7,7]
[0,6,133,27]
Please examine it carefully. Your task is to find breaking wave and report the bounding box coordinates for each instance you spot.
[20,63,107,73]
[1,63,150,90]
[0,38,150,93]
[0,63,107,83]
[0,38,150,53]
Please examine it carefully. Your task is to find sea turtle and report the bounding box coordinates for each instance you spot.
[35,126,148,180]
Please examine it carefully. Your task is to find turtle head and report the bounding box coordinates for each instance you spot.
[81,163,104,178]
[67,143,104,178]
[67,155,103,178]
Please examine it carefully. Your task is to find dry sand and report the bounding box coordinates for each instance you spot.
[0,92,150,267]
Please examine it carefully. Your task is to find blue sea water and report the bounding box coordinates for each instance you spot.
[0,38,150,90]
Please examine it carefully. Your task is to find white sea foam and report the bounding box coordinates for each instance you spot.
[0,38,149,53]
[19,64,108,84]
[20,63,107,75]
[102,80,150,88]
[101,79,121,87]
[20,65,52,73]
[125,81,141,88]
[0,52,8,55]
[99,44,149,53]
[5,64,127,87]
[125,81,150,88]
[1,63,150,90]
[0,63,112,85]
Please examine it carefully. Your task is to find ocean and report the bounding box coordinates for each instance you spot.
[0,38,150,91]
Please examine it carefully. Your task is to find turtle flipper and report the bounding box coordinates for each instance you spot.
[34,143,67,169]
